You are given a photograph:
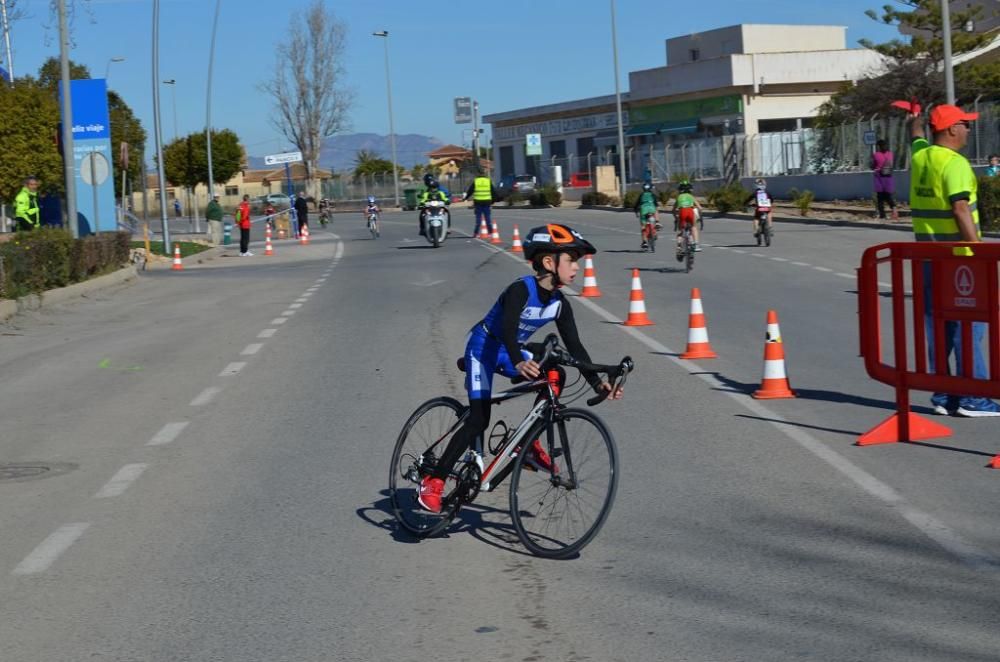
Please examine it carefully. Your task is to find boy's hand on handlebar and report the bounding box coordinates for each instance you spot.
[515,360,541,380]
[598,381,624,400]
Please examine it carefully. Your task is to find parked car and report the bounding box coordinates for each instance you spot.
[264,193,291,208]
[496,174,538,200]
[567,172,592,188]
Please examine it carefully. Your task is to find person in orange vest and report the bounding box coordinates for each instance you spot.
[237,194,253,257]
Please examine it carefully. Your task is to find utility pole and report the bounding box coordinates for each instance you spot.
[473,100,481,169]
[152,0,170,248]
[941,0,956,105]
[1,0,14,86]
[206,0,222,199]
[373,31,400,207]
[610,0,627,200]
[57,0,79,237]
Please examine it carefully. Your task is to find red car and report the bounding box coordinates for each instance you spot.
[568,172,592,188]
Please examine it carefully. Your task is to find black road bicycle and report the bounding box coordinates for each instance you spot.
[755,210,772,247]
[389,335,633,559]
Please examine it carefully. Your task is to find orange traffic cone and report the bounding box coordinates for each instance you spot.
[988,455,1000,469]
[171,244,183,271]
[278,226,287,240]
[680,288,717,359]
[490,220,502,244]
[622,269,654,326]
[580,255,601,297]
[265,225,274,256]
[478,217,490,240]
[510,225,524,253]
[300,224,310,245]
[753,310,796,399]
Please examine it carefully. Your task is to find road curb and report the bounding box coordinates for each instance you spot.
[1,265,139,323]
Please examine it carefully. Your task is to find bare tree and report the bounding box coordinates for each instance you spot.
[260,1,352,199]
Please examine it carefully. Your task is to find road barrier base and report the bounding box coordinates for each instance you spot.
[856,411,952,446]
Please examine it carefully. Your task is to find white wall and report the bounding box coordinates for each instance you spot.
[741,25,846,54]
[742,95,830,133]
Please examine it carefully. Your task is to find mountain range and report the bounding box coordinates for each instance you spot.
[248,133,445,173]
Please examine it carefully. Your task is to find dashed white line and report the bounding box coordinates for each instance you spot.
[733,249,746,254]
[12,523,91,575]
[289,303,303,309]
[258,328,278,338]
[219,362,247,377]
[147,421,190,446]
[315,278,327,283]
[282,309,297,316]
[190,387,221,407]
[751,252,766,258]
[791,261,810,267]
[94,463,148,499]
[771,257,789,262]
[814,266,834,272]
[271,317,288,325]
[715,246,729,250]
[241,343,264,356]
[835,272,855,279]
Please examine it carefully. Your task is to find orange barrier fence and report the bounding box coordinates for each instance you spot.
[857,242,1000,445]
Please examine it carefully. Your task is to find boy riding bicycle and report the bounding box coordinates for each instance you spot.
[417,223,624,513]
[745,179,773,238]
[633,182,659,250]
[672,180,703,257]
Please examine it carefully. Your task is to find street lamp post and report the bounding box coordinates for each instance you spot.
[1,0,14,86]
[373,30,400,208]
[104,56,124,82]
[610,0,627,199]
[152,0,170,248]
[162,78,178,140]
[205,0,222,200]
[57,0,79,237]
[941,0,956,105]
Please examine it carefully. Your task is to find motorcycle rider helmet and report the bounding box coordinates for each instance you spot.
[678,180,693,193]
[755,178,767,191]
[367,195,376,204]
[423,173,436,187]
[642,182,652,192]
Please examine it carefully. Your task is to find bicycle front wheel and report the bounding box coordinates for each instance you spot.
[389,396,467,537]
[509,408,618,558]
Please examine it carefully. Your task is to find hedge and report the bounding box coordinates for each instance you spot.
[980,175,1000,232]
[0,229,130,299]
[529,185,563,207]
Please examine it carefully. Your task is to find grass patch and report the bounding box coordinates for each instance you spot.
[131,241,212,258]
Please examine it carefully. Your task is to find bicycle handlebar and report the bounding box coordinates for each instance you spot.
[535,334,634,407]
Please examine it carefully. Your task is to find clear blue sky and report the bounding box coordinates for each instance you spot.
[6,0,901,163]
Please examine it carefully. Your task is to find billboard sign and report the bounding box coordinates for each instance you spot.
[59,78,115,235]
[454,97,472,124]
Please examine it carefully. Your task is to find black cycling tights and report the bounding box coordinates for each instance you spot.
[432,399,492,480]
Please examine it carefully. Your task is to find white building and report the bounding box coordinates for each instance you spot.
[485,24,886,180]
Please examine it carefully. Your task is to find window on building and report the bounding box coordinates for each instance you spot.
[690,49,700,61]
[499,145,515,178]
[549,139,566,159]
[758,119,799,133]
[225,186,239,196]
[576,137,595,158]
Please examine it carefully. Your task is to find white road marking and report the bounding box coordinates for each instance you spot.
[147,421,190,445]
[715,246,729,250]
[835,272,855,279]
[289,303,303,309]
[258,328,278,338]
[492,243,997,572]
[771,257,789,262]
[733,249,746,254]
[219,362,246,376]
[190,387,221,407]
[751,253,766,258]
[814,266,834,272]
[792,261,811,267]
[271,317,288,325]
[12,523,91,575]
[282,310,297,316]
[315,278,327,283]
[241,343,264,356]
[94,463,149,498]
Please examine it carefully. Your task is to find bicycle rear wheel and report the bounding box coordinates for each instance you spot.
[390,396,467,537]
[509,408,618,558]
[648,226,656,253]
[685,231,694,273]
[763,223,772,247]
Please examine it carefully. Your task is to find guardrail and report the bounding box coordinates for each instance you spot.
[857,242,1000,446]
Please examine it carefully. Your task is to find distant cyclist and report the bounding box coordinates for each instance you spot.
[745,179,773,239]
[672,180,703,256]
[633,182,659,250]
[364,195,380,222]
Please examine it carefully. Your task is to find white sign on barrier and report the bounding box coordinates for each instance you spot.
[526,133,542,156]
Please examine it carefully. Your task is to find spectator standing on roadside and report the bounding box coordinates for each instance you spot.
[294,191,309,233]
[206,193,224,245]
[986,154,1000,177]
[463,166,499,235]
[173,197,182,218]
[871,140,899,221]
[909,103,999,417]
[14,176,41,232]
[237,194,253,257]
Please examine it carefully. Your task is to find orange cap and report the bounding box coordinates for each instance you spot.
[930,104,979,132]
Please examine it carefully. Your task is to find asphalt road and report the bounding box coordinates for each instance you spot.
[1,207,998,662]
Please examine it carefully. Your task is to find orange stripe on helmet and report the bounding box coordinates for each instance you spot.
[547,224,574,244]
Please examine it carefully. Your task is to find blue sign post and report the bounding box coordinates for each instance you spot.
[58,79,116,235]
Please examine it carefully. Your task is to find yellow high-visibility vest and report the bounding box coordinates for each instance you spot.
[473,177,492,202]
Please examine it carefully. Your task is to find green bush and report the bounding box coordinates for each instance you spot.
[0,229,130,299]
[581,192,614,206]
[506,191,525,206]
[706,184,748,214]
[622,190,641,210]
[656,188,675,206]
[979,175,1000,231]
[791,189,815,216]
[529,185,563,207]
